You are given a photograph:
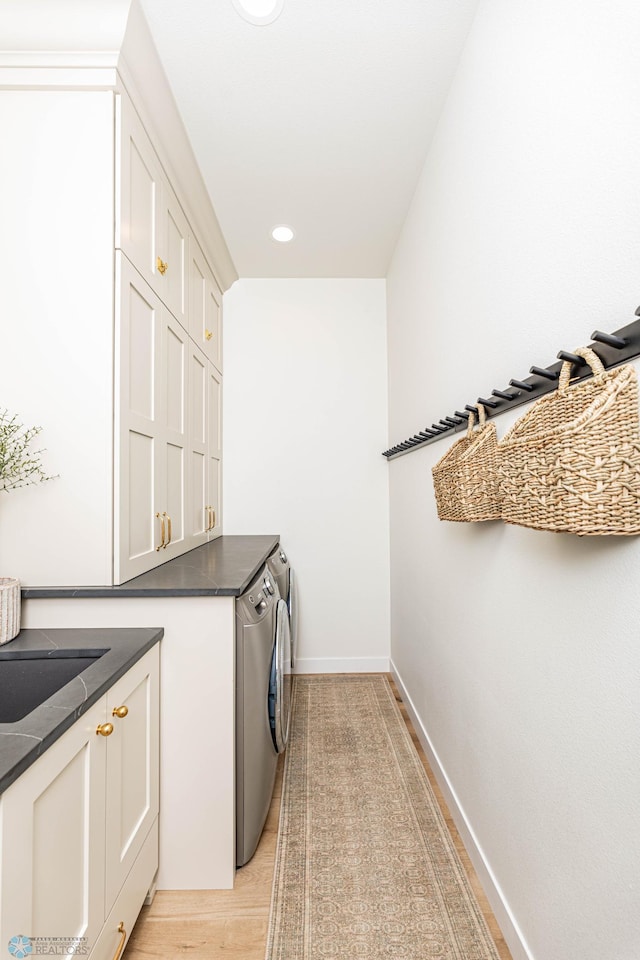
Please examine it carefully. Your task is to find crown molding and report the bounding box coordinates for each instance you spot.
[0,0,238,292]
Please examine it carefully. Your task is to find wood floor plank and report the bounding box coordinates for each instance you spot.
[124,676,513,960]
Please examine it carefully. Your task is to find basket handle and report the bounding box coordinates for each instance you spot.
[466,404,486,438]
[558,346,606,394]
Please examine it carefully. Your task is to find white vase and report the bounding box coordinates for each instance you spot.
[0,577,21,645]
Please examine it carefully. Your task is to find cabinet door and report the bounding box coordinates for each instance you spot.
[186,342,209,546]
[116,94,162,292]
[115,255,165,583]
[115,256,189,580]
[0,698,107,948]
[159,311,189,562]
[158,182,190,330]
[105,646,159,909]
[207,362,222,540]
[189,239,222,371]
[186,346,222,544]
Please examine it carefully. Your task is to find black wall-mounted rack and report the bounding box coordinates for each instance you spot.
[382,308,640,460]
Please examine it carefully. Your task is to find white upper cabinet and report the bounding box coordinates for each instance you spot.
[186,343,222,545]
[115,255,189,583]
[116,95,162,292]
[161,183,190,330]
[207,362,222,539]
[189,238,223,373]
[0,6,235,587]
[117,96,191,330]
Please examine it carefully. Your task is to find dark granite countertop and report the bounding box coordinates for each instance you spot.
[0,626,162,795]
[22,534,279,599]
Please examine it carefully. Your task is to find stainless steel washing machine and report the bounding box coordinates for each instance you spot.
[235,565,289,867]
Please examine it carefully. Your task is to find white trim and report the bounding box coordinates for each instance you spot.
[294,656,389,675]
[0,66,119,87]
[390,659,535,960]
[0,52,119,67]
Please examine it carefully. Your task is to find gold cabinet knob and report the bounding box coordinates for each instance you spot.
[205,329,213,341]
[156,257,168,275]
[96,722,114,737]
[112,705,129,719]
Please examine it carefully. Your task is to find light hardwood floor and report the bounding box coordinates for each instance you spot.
[124,677,513,960]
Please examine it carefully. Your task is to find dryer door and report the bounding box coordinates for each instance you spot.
[269,598,292,753]
[287,567,297,670]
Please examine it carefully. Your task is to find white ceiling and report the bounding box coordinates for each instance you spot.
[139,0,479,278]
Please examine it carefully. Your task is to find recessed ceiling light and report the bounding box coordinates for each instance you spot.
[231,0,284,26]
[271,225,295,243]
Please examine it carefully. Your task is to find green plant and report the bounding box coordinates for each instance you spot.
[0,409,56,492]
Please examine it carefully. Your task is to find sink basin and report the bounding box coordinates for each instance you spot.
[0,649,109,723]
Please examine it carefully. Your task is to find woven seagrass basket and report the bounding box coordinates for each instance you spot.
[499,346,640,535]
[432,404,501,522]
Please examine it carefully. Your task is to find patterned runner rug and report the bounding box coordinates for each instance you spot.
[265,675,501,960]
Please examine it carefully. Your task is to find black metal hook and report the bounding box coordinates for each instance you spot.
[509,379,534,392]
[557,350,587,366]
[431,423,448,433]
[454,410,470,419]
[591,329,627,349]
[443,416,464,425]
[530,365,559,381]
[464,404,480,414]
[477,396,498,408]
[492,389,519,400]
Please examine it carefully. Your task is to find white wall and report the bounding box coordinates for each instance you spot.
[223,279,390,672]
[386,2,640,960]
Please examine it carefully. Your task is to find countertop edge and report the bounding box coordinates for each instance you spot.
[21,534,280,599]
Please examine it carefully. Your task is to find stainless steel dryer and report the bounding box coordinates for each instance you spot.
[268,596,291,752]
[266,545,298,669]
[235,565,287,867]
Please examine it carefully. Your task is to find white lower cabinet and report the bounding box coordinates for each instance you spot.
[0,646,159,958]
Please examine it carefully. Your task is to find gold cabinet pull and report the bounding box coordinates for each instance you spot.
[211,508,216,529]
[155,512,166,551]
[156,257,168,275]
[96,722,114,737]
[164,512,172,547]
[112,705,129,719]
[205,328,213,341]
[112,922,127,960]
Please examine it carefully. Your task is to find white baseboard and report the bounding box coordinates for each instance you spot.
[391,659,534,960]
[294,656,390,674]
